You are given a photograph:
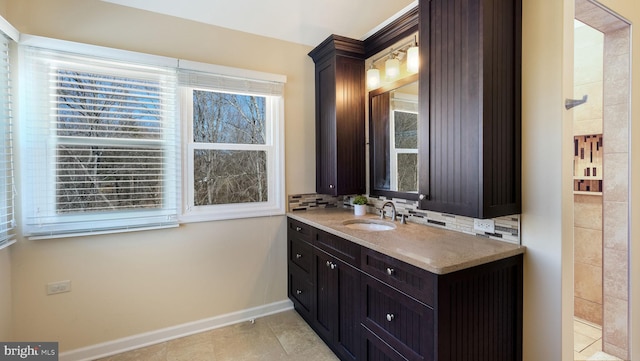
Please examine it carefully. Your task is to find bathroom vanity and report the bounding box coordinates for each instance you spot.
[287,209,524,361]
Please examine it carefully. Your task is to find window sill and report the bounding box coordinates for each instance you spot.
[0,239,16,251]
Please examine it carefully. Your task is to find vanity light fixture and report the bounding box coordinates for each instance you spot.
[367,63,381,89]
[406,37,419,73]
[385,50,400,80]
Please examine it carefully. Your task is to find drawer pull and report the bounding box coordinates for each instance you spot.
[326,261,337,270]
[295,226,302,232]
[386,267,395,276]
[386,313,395,322]
[326,260,331,267]
[296,289,303,295]
[296,253,302,259]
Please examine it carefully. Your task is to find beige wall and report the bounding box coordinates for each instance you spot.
[0,247,11,340]
[521,0,567,359]
[2,0,315,352]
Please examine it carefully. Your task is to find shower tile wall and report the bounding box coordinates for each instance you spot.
[574,194,603,325]
[573,21,604,326]
[574,15,630,360]
[602,26,630,359]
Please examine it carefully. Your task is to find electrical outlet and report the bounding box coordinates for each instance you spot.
[473,219,495,233]
[47,280,71,295]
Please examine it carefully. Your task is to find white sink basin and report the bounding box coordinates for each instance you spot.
[342,219,396,231]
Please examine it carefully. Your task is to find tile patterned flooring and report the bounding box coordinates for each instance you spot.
[574,318,622,361]
[95,312,624,361]
[96,310,339,361]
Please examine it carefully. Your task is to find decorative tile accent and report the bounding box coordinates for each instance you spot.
[287,193,341,211]
[289,193,521,245]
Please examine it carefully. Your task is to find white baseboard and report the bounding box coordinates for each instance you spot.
[59,299,294,361]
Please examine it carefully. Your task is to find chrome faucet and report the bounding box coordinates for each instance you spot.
[380,201,396,221]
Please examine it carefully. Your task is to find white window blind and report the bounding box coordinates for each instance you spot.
[0,34,15,248]
[21,46,179,239]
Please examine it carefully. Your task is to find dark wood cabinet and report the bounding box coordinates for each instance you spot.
[287,217,523,361]
[287,219,315,322]
[308,35,366,196]
[314,245,361,361]
[418,0,522,218]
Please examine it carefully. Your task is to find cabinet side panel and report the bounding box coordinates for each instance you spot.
[482,0,521,217]
[438,256,523,361]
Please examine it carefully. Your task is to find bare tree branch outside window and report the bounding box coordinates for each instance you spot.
[192,90,268,206]
[394,111,418,192]
[55,70,165,213]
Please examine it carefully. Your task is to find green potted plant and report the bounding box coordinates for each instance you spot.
[352,195,368,216]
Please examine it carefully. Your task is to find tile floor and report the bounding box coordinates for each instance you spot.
[96,310,339,361]
[574,318,622,361]
[95,312,625,361]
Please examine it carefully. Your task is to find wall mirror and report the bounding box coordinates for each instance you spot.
[369,73,419,200]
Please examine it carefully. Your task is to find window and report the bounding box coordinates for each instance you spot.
[21,46,179,238]
[179,64,285,222]
[390,91,418,193]
[19,38,285,236]
[0,33,14,248]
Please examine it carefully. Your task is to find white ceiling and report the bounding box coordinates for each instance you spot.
[101,0,417,47]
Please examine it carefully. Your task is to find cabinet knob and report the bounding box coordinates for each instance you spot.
[331,263,337,270]
[419,194,426,200]
[295,226,302,231]
[326,260,331,267]
[296,289,303,295]
[296,253,302,259]
[329,184,335,189]
[386,267,395,276]
[386,313,395,322]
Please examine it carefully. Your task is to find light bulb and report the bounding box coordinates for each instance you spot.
[385,56,400,80]
[407,45,419,73]
[367,67,380,89]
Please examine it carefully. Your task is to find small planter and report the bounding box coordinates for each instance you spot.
[353,204,366,216]
[352,195,368,216]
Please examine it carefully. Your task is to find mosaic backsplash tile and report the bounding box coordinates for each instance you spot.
[287,193,341,211]
[288,193,520,245]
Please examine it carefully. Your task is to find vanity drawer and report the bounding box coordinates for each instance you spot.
[315,229,361,267]
[362,275,434,361]
[289,237,312,274]
[362,248,435,306]
[288,218,313,242]
[289,270,313,320]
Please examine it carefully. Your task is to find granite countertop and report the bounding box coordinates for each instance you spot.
[287,208,525,275]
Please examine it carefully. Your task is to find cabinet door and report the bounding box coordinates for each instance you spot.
[315,58,338,195]
[313,248,361,361]
[310,35,365,196]
[418,0,521,219]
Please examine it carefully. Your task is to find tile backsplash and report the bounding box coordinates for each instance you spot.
[288,193,520,245]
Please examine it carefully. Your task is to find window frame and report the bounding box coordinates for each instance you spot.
[179,84,286,223]
[19,39,181,239]
[0,26,16,249]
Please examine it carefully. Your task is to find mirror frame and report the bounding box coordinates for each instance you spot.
[368,73,419,201]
